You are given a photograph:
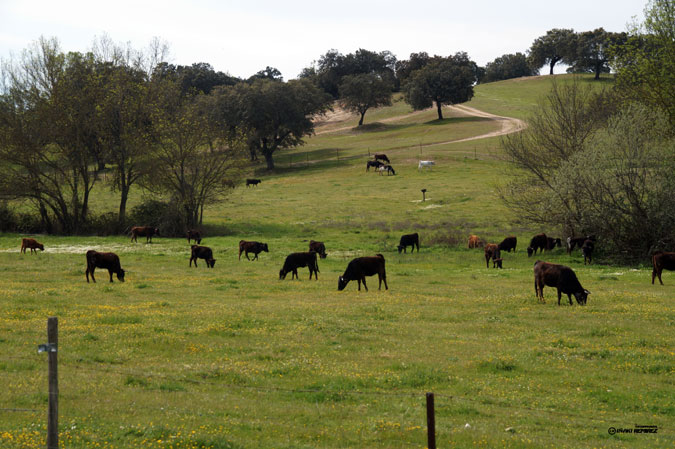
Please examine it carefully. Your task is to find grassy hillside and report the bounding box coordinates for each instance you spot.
[2,74,673,449]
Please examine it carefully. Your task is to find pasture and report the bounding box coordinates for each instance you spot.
[1,75,673,449]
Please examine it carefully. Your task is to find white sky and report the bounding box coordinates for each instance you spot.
[0,0,645,79]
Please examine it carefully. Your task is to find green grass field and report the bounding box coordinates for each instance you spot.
[1,75,673,449]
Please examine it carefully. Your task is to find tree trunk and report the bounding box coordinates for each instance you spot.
[358,111,365,126]
[436,101,444,120]
[118,187,129,229]
[264,151,275,170]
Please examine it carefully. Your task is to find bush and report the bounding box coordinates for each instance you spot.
[128,199,186,237]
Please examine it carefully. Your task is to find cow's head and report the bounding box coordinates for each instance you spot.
[38,244,45,251]
[397,245,403,254]
[527,247,534,257]
[117,269,125,282]
[279,269,287,280]
[338,276,349,291]
[208,259,216,268]
[263,244,269,252]
[574,289,590,305]
[154,228,160,235]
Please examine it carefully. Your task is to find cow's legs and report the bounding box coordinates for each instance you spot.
[362,277,368,291]
[108,269,114,283]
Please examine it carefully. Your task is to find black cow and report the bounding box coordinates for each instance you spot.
[190,245,216,268]
[484,243,502,268]
[373,153,390,163]
[309,240,327,259]
[130,226,159,243]
[534,261,589,305]
[366,160,384,172]
[338,254,388,291]
[239,240,268,261]
[187,229,202,245]
[546,237,562,251]
[527,233,548,257]
[397,233,419,253]
[85,250,125,283]
[246,178,261,187]
[581,239,594,265]
[498,236,517,253]
[279,252,319,280]
[652,251,675,285]
[567,235,597,254]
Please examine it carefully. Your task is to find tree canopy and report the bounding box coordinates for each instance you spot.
[483,52,538,83]
[567,28,627,79]
[528,28,576,75]
[338,73,392,126]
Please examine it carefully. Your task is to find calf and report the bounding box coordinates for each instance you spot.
[546,237,562,251]
[418,160,435,170]
[309,240,327,259]
[527,233,548,257]
[20,238,44,254]
[581,239,594,265]
[338,254,388,291]
[533,261,589,305]
[366,160,384,172]
[85,250,125,283]
[373,153,390,163]
[652,251,675,285]
[246,178,261,187]
[187,229,202,245]
[190,245,216,268]
[484,243,502,268]
[279,252,319,280]
[468,234,484,249]
[378,165,396,175]
[567,235,597,254]
[498,236,517,253]
[398,233,419,253]
[130,226,159,243]
[238,240,268,261]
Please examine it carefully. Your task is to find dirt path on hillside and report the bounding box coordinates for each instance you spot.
[314,104,526,145]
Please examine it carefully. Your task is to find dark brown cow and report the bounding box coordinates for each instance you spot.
[366,160,384,172]
[567,235,597,254]
[85,250,125,283]
[338,254,387,291]
[546,237,562,251]
[652,251,675,285]
[279,252,319,280]
[246,178,261,187]
[238,240,268,261]
[484,243,502,268]
[187,229,202,245]
[398,233,419,253]
[527,233,548,257]
[533,261,589,305]
[468,235,484,249]
[498,236,517,253]
[581,239,594,265]
[373,153,390,163]
[130,226,159,243]
[309,240,327,259]
[20,238,44,254]
[190,245,216,268]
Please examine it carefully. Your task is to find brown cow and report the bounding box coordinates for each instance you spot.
[85,250,125,283]
[533,261,589,305]
[130,226,159,243]
[484,243,502,268]
[468,235,484,249]
[190,245,216,268]
[20,238,44,254]
[652,251,675,285]
[187,229,202,245]
[309,240,327,259]
[238,240,268,261]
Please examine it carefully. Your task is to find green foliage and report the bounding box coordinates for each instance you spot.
[567,28,627,80]
[482,52,538,83]
[338,73,393,126]
[402,53,476,120]
[528,28,576,75]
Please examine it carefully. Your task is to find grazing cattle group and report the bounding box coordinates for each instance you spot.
[367,154,396,176]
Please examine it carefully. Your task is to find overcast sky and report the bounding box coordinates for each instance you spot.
[0,0,645,79]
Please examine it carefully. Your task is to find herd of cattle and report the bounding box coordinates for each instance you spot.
[16,227,675,302]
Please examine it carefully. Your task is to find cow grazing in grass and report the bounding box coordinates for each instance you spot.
[398,233,419,253]
[187,229,202,245]
[190,245,216,268]
[533,261,589,305]
[567,235,597,254]
[581,239,594,265]
[498,236,517,253]
[418,160,435,170]
[309,240,327,259]
[527,233,548,257]
[338,254,388,291]
[130,226,159,243]
[85,250,125,283]
[373,153,390,163]
[20,238,44,254]
[546,237,562,251]
[366,160,384,172]
[652,251,675,285]
[378,165,396,176]
[246,178,261,187]
[468,234,484,249]
[239,240,268,261]
[279,252,319,280]
[484,243,502,268]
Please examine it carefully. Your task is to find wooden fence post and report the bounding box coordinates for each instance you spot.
[47,317,59,449]
[426,392,436,449]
